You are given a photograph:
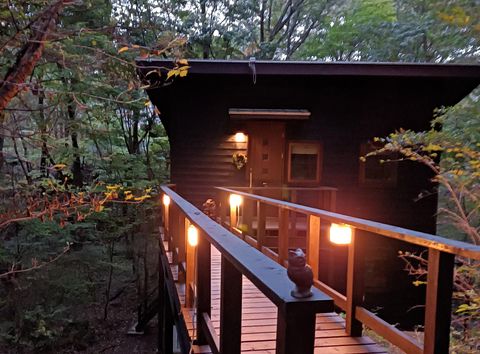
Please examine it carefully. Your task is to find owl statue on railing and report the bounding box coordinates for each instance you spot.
[287,248,313,298]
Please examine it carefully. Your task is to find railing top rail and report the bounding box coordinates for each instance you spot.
[216,187,480,260]
[161,186,333,311]
[225,185,338,191]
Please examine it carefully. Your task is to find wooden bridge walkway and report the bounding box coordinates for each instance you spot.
[156,186,480,354]
[175,246,387,354]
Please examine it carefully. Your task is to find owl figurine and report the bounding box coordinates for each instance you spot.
[287,248,314,298]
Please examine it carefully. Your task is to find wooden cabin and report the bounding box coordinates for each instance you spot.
[138,60,480,327]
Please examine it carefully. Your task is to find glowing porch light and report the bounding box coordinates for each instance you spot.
[162,194,171,206]
[229,194,243,207]
[329,223,352,245]
[187,224,199,247]
[234,132,246,143]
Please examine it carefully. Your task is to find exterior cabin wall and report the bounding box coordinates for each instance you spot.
[148,71,477,327]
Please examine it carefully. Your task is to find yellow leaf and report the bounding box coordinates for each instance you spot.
[167,69,178,79]
[132,44,140,48]
[118,46,129,53]
[178,59,189,65]
[179,70,188,77]
[53,163,66,170]
[144,100,151,106]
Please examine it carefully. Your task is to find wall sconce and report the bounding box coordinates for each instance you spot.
[329,223,352,245]
[162,194,171,206]
[187,224,198,247]
[234,132,246,143]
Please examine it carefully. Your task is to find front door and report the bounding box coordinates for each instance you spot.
[247,122,285,188]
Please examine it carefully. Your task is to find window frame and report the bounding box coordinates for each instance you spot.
[359,142,398,187]
[287,141,323,184]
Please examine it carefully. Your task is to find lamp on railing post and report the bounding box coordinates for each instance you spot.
[229,194,243,229]
[162,194,171,246]
[329,223,352,245]
[186,223,198,308]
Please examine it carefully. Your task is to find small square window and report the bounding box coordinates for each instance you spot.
[359,142,397,187]
[287,142,322,184]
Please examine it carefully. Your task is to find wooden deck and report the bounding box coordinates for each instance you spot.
[175,245,387,354]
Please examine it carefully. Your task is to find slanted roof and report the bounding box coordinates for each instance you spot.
[137,59,480,79]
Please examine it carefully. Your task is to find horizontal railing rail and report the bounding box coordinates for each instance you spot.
[215,186,480,354]
[160,186,334,354]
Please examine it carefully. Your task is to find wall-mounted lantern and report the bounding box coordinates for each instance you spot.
[187,224,199,247]
[329,223,353,245]
[234,132,246,143]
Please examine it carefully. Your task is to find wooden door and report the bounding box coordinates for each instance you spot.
[247,122,285,188]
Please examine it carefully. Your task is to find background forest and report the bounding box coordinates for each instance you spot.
[0,0,479,353]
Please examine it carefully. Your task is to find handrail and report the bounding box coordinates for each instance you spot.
[215,186,480,354]
[216,186,480,259]
[160,186,334,354]
[226,185,338,191]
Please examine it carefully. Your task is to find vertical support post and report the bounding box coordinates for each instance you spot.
[196,230,211,345]
[163,286,174,354]
[278,208,289,266]
[276,304,316,354]
[177,212,186,283]
[345,228,365,336]
[243,192,254,235]
[329,190,337,212]
[230,203,238,229]
[257,202,266,250]
[218,191,228,226]
[185,219,195,308]
[424,249,455,354]
[307,215,321,280]
[163,202,170,248]
[170,204,178,263]
[220,256,242,354]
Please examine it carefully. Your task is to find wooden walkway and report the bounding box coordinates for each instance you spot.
[176,246,387,354]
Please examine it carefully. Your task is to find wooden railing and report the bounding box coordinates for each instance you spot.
[160,186,334,354]
[215,186,480,354]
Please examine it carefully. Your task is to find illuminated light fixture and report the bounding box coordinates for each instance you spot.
[329,223,353,245]
[229,194,243,207]
[234,132,246,143]
[162,194,171,206]
[187,224,199,247]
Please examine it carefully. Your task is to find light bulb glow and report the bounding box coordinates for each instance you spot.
[234,132,246,143]
[329,223,352,245]
[162,194,171,206]
[229,194,243,208]
[187,224,198,247]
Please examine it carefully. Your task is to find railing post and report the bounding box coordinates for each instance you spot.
[196,230,211,345]
[307,215,321,280]
[158,260,173,354]
[278,208,289,266]
[185,218,195,308]
[424,249,455,354]
[218,190,228,226]
[243,189,254,235]
[220,256,242,354]
[276,304,316,354]
[177,212,186,283]
[346,228,365,336]
[256,202,266,250]
[163,201,170,249]
[170,204,178,263]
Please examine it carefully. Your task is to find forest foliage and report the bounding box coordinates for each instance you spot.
[0,0,479,352]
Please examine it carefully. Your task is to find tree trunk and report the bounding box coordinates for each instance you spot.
[0,0,65,112]
[0,111,5,170]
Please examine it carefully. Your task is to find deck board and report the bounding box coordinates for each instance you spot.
[176,245,386,354]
